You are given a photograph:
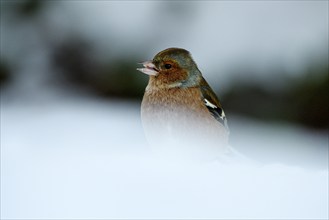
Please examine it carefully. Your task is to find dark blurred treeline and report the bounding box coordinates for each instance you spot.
[1,0,328,131]
[223,63,329,130]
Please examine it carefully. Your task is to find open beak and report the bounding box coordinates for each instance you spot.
[137,61,159,76]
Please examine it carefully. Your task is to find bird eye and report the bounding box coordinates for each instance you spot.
[164,64,172,69]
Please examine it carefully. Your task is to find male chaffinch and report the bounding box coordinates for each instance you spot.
[137,48,229,159]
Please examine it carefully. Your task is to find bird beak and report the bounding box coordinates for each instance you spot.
[137,61,159,76]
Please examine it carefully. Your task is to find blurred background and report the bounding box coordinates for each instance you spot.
[1,1,328,219]
[1,0,328,126]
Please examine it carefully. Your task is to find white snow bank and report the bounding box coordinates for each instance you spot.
[1,98,328,219]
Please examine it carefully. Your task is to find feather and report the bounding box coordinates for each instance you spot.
[200,79,229,132]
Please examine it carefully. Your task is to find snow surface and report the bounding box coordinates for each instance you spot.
[1,97,328,219]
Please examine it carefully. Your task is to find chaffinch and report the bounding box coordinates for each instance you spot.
[137,48,229,159]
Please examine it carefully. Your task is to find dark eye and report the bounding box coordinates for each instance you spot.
[164,64,172,69]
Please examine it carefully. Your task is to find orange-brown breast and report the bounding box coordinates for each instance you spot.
[141,87,229,152]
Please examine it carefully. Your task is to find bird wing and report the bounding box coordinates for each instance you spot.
[199,79,229,132]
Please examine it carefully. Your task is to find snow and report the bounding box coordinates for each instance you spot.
[1,97,328,219]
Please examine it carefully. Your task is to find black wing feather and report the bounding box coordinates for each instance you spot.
[200,85,229,132]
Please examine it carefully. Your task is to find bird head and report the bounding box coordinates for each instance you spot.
[137,48,202,88]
